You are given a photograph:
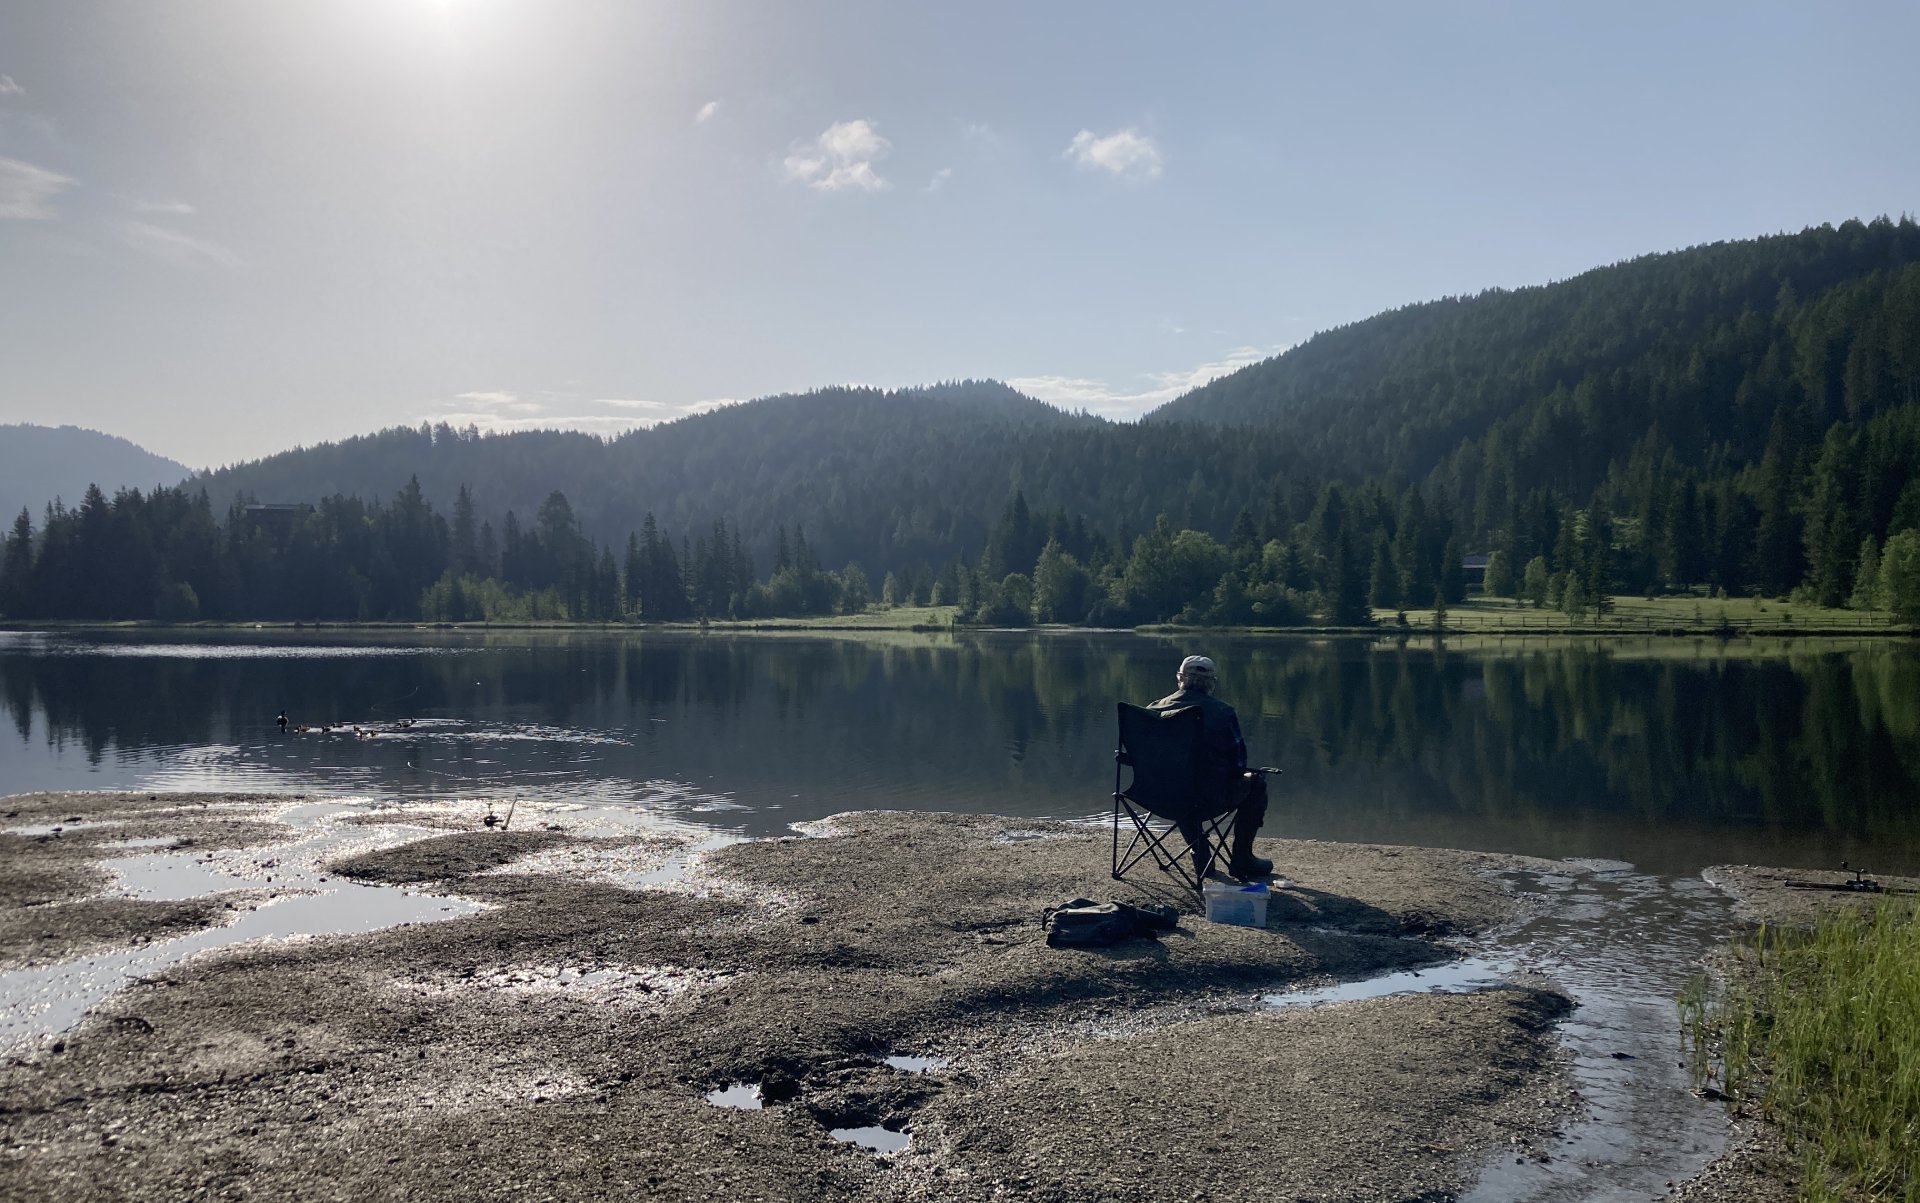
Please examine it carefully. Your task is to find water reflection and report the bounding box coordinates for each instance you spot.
[2,629,1917,874]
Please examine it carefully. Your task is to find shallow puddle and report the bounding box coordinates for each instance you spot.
[882,1054,949,1073]
[3,822,107,838]
[704,1083,763,1109]
[617,834,743,889]
[830,1125,910,1153]
[1262,956,1510,1009]
[0,801,482,1052]
[1456,866,1735,1203]
[0,887,477,1051]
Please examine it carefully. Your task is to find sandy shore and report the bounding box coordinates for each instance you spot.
[4,790,1586,1201]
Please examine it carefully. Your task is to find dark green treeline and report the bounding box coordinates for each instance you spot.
[5,220,1920,624]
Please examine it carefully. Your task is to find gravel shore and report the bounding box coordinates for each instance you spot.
[2,791,1581,1202]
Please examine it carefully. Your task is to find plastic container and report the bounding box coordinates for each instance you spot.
[1202,880,1269,927]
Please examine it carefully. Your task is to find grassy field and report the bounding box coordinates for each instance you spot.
[696,604,960,631]
[3,597,1907,638]
[1386,593,1908,635]
[1683,902,1920,1202]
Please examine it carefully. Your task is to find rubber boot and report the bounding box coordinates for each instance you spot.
[1227,823,1272,881]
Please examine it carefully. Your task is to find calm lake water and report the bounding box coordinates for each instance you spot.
[2,627,1917,876]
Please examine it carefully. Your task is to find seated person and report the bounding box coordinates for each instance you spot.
[1147,654,1274,881]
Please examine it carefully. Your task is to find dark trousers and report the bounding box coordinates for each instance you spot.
[1177,771,1268,860]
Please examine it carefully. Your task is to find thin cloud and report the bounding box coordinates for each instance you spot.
[782,119,891,192]
[455,390,545,414]
[925,167,953,192]
[694,100,721,125]
[1065,127,1164,182]
[428,392,738,435]
[0,76,22,96]
[0,155,75,219]
[115,220,242,269]
[132,197,197,215]
[1010,345,1283,419]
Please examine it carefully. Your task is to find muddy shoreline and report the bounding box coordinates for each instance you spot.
[0,790,1724,1201]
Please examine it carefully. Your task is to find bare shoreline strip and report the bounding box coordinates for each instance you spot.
[4,790,1583,1202]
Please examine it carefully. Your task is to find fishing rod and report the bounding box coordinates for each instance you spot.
[1782,863,1920,895]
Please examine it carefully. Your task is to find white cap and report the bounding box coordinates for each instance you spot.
[1178,655,1216,676]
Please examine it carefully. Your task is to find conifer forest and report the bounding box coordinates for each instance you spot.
[5,219,1920,626]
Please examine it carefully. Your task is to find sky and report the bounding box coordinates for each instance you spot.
[1,1,1917,469]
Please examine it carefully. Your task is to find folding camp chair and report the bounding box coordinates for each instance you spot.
[1111,701,1239,893]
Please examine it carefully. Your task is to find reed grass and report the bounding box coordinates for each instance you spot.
[1681,902,1920,1201]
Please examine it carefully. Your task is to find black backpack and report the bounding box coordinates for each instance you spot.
[1043,898,1179,948]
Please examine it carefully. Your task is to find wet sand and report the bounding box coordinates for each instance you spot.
[3,791,1588,1201]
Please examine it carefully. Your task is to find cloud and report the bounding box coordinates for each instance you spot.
[132,197,197,215]
[924,167,953,192]
[782,119,891,192]
[455,390,546,414]
[962,122,996,143]
[114,220,242,268]
[0,155,75,219]
[0,76,21,96]
[694,99,720,125]
[1009,345,1283,419]
[427,392,738,436]
[1065,127,1164,181]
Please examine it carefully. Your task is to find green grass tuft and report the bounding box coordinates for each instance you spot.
[1683,902,1920,1201]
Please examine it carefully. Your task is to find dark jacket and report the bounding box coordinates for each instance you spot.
[1147,688,1248,776]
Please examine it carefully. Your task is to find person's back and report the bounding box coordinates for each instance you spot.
[1146,686,1245,781]
[1145,654,1273,881]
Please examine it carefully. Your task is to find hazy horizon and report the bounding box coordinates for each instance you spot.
[4,0,1919,468]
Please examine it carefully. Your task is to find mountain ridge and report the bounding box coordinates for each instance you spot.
[0,424,192,526]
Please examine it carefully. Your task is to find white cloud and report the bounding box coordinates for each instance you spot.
[1065,127,1164,181]
[1009,345,1283,419]
[694,100,721,125]
[427,392,738,436]
[0,76,22,96]
[782,119,891,192]
[0,155,75,219]
[455,390,545,414]
[962,122,996,142]
[925,167,953,192]
[114,220,242,269]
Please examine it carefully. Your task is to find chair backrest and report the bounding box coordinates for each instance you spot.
[1116,702,1203,820]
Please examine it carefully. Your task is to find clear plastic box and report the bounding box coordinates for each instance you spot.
[1202,880,1269,927]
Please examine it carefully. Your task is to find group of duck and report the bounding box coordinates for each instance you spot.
[277,711,416,739]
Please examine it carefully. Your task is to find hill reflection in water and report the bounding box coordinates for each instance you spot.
[2,629,1917,876]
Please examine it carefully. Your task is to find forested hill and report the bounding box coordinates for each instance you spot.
[0,425,189,526]
[14,219,1920,626]
[189,381,1309,579]
[1152,216,1920,521]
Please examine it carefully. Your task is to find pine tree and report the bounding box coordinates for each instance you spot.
[1849,536,1882,611]
[0,508,33,619]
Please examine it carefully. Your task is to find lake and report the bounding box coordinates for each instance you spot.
[2,627,1917,876]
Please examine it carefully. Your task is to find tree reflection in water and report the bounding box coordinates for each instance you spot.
[1,630,1916,875]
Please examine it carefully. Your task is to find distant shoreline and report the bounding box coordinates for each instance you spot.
[1,613,1913,641]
